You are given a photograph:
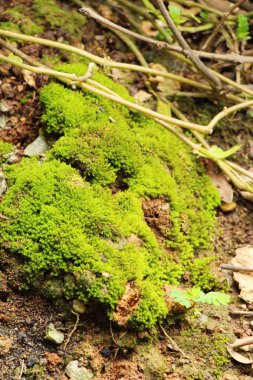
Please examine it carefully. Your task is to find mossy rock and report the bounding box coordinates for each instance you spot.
[0,63,221,330]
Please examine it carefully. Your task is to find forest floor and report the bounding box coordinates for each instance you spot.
[0,0,253,379]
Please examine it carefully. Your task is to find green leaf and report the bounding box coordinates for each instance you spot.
[197,292,230,306]
[236,15,251,41]
[200,11,209,21]
[169,5,186,26]
[157,99,171,117]
[185,287,203,300]
[8,52,23,63]
[209,145,241,160]
[170,289,191,308]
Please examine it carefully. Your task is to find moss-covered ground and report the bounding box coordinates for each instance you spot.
[0,62,221,330]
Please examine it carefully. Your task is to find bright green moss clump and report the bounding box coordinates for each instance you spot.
[0,63,220,329]
[0,141,12,164]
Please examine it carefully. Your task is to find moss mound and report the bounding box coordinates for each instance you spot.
[0,63,220,329]
[0,1,86,37]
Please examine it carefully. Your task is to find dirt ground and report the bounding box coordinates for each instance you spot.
[0,0,253,379]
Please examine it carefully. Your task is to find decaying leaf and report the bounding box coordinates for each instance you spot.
[113,282,140,326]
[141,21,158,37]
[134,90,152,103]
[22,69,37,88]
[232,247,253,303]
[227,346,252,364]
[207,170,233,204]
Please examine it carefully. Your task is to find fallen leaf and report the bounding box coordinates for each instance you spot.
[134,90,152,103]
[141,21,158,37]
[22,69,37,88]
[227,346,252,364]
[231,247,253,303]
[206,169,233,203]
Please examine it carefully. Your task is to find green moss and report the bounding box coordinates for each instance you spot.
[0,63,221,329]
[1,6,43,35]
[137,345,166,379]
[0,141,12,164]
[32,0,86,37]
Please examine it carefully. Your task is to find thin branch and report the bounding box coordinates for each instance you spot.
[221,264,253,271]
[79,7,253,64]
[0,28,210,91]
[229,336,253,349]
[155,0,222,90]
[208,100,253,130]
[202,0,247,51]
[0,53,211,133]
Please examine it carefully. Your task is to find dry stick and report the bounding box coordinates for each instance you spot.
[0,28,210,91]
[208,100,253,130]
[160,325,190,359]
[229,336,253,348]
[221,264,253,271]
[202,0,247,51]
[79,7,253,64]
[230,310,253,316]
[1,28,253,101]
[1,46,253,192]
[0,53,210,133]
[155,0,222,90]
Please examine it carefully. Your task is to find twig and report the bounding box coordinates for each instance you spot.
[160,325,190,359]
[18,360,25,379]
[221,264,253,272]
[229,310,253,316]
[208,100,253,130]
[202,0,247,51]
[79,7,253,64]
[0,53,212,133]
[64,311,80,349]
[155,0,222,90]
[229,336,253,348]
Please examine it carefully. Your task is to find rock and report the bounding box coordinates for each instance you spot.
[0,171,7,196]
[44,323,64,345]
[24,135,49,157]
[0,336,12,355]
[65,360,93,380]
[0,115,6,129]
[0,103,9,113]
[7,153,20,164]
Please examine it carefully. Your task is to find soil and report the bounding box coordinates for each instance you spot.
[0,1,253,379]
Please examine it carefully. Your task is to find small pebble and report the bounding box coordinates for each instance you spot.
[24,135,49,157]
[44,323,64,345]
[101,348,112,358]
[0,115,6,129]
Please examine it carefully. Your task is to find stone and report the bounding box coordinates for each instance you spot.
[44,323,64,345]
[0,171,7,196]
[24,135,49,157]
[65,360,93,380]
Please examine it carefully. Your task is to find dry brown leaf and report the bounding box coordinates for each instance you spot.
[227,346,252,364]
[113,282,140,326]
[232,247,253,303]
[141,21,158,37]
[22,69,36,88]
[207,169,233,203]
[134,90,152,103]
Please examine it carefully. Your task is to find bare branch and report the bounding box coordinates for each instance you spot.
[154,0,222,90]
[203,0,247,51]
